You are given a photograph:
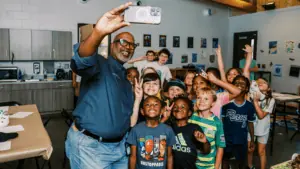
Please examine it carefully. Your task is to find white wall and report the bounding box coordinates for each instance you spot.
[0,0,230,73]
[228,6,300,93]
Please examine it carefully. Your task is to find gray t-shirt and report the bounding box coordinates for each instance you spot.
[127,122,176,169]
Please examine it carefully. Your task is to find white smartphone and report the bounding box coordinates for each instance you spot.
[124,6,161,24]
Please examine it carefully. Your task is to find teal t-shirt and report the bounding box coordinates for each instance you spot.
[239,59,257,81]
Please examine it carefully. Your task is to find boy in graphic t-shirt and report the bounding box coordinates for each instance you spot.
[127,96,176,169]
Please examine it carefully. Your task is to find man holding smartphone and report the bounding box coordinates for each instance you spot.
[65,2,136,169]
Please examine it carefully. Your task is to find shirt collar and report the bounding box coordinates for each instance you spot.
[233,99,246,107]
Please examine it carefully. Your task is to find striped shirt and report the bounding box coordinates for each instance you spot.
[189,113,226,169]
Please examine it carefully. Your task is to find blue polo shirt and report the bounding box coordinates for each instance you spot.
[70,43,134,139]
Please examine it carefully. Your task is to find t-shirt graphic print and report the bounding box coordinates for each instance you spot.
[127,122,176,169]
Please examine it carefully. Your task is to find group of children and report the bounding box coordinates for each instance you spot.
[125,45,275,169]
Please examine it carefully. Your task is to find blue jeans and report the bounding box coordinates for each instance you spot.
[65,125,128,169]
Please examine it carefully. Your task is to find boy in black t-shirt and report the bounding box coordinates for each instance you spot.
[171,96,211,169]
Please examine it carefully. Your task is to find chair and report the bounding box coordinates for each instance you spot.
[0,101,22,107]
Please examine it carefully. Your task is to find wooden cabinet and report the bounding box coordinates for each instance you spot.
[31,30,53,60]
[11,90,33,105]
[1,29,72,61]
[0,84,11,102]
[52,31,72,60]
[0,82,73,113]
[9,29,32,60]
[52,82,74,111]
[0,29,10,61]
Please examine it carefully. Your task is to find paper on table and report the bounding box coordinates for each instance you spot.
[10,112,33,118]
[0,141,11,151]
[0,106,9,113]
[0,125,24,133]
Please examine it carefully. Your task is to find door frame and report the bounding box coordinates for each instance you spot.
[233,31,258,68]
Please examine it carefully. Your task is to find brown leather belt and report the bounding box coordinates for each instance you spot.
[74,123,124,143]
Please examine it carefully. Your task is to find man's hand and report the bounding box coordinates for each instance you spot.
[243,44,253,54]
[94,2,132,36]
[134,78,143,101]
[194,130,207,143]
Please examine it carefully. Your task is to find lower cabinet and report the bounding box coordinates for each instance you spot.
[0,84,11,103]
[32,89,54,112]
[11,90,33,105]
[0,82,74,113]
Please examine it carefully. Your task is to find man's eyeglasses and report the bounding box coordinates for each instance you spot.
[114,39,138,49]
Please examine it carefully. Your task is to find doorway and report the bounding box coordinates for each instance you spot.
[233,31,258,68]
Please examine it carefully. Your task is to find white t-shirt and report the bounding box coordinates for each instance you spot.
[143,62,172,86]
[133,60,149,75]
[254,98,275,136]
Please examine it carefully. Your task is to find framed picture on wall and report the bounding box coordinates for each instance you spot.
[181,55,188,63]
[201,38,207,48]
[173,36,180,48]
[78,23,111,58]
[159,35,167,47]
[212,38,219,48]
[187,37,193,48]
[143,34,151,47]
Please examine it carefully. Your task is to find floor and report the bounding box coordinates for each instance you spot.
[0,114,299,169]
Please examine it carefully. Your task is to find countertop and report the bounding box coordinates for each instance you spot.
[0,80,72,85]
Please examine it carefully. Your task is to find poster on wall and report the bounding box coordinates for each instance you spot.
[192,53,198,63]
[268,41,278,54]
[181,55,188,63]
[273,64,282,77]
[166,53,173,64]
[173,36,180,48]
[159,35,166,47]
[212,38,219,48]
[285,41,294,53]
[201,38,207,48]
[187,37,193,48]
[143,34,151,47]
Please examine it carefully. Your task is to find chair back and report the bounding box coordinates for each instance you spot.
[0,101,22,107]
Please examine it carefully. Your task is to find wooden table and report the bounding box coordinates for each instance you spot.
[273,92,300,102]
[0,105,52,168]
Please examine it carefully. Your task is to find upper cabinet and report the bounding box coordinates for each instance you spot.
[9,29,32,60]
[52,31,72,60]
[0,29,72,61]
[31,30,53,60]
[0,29,10,61]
